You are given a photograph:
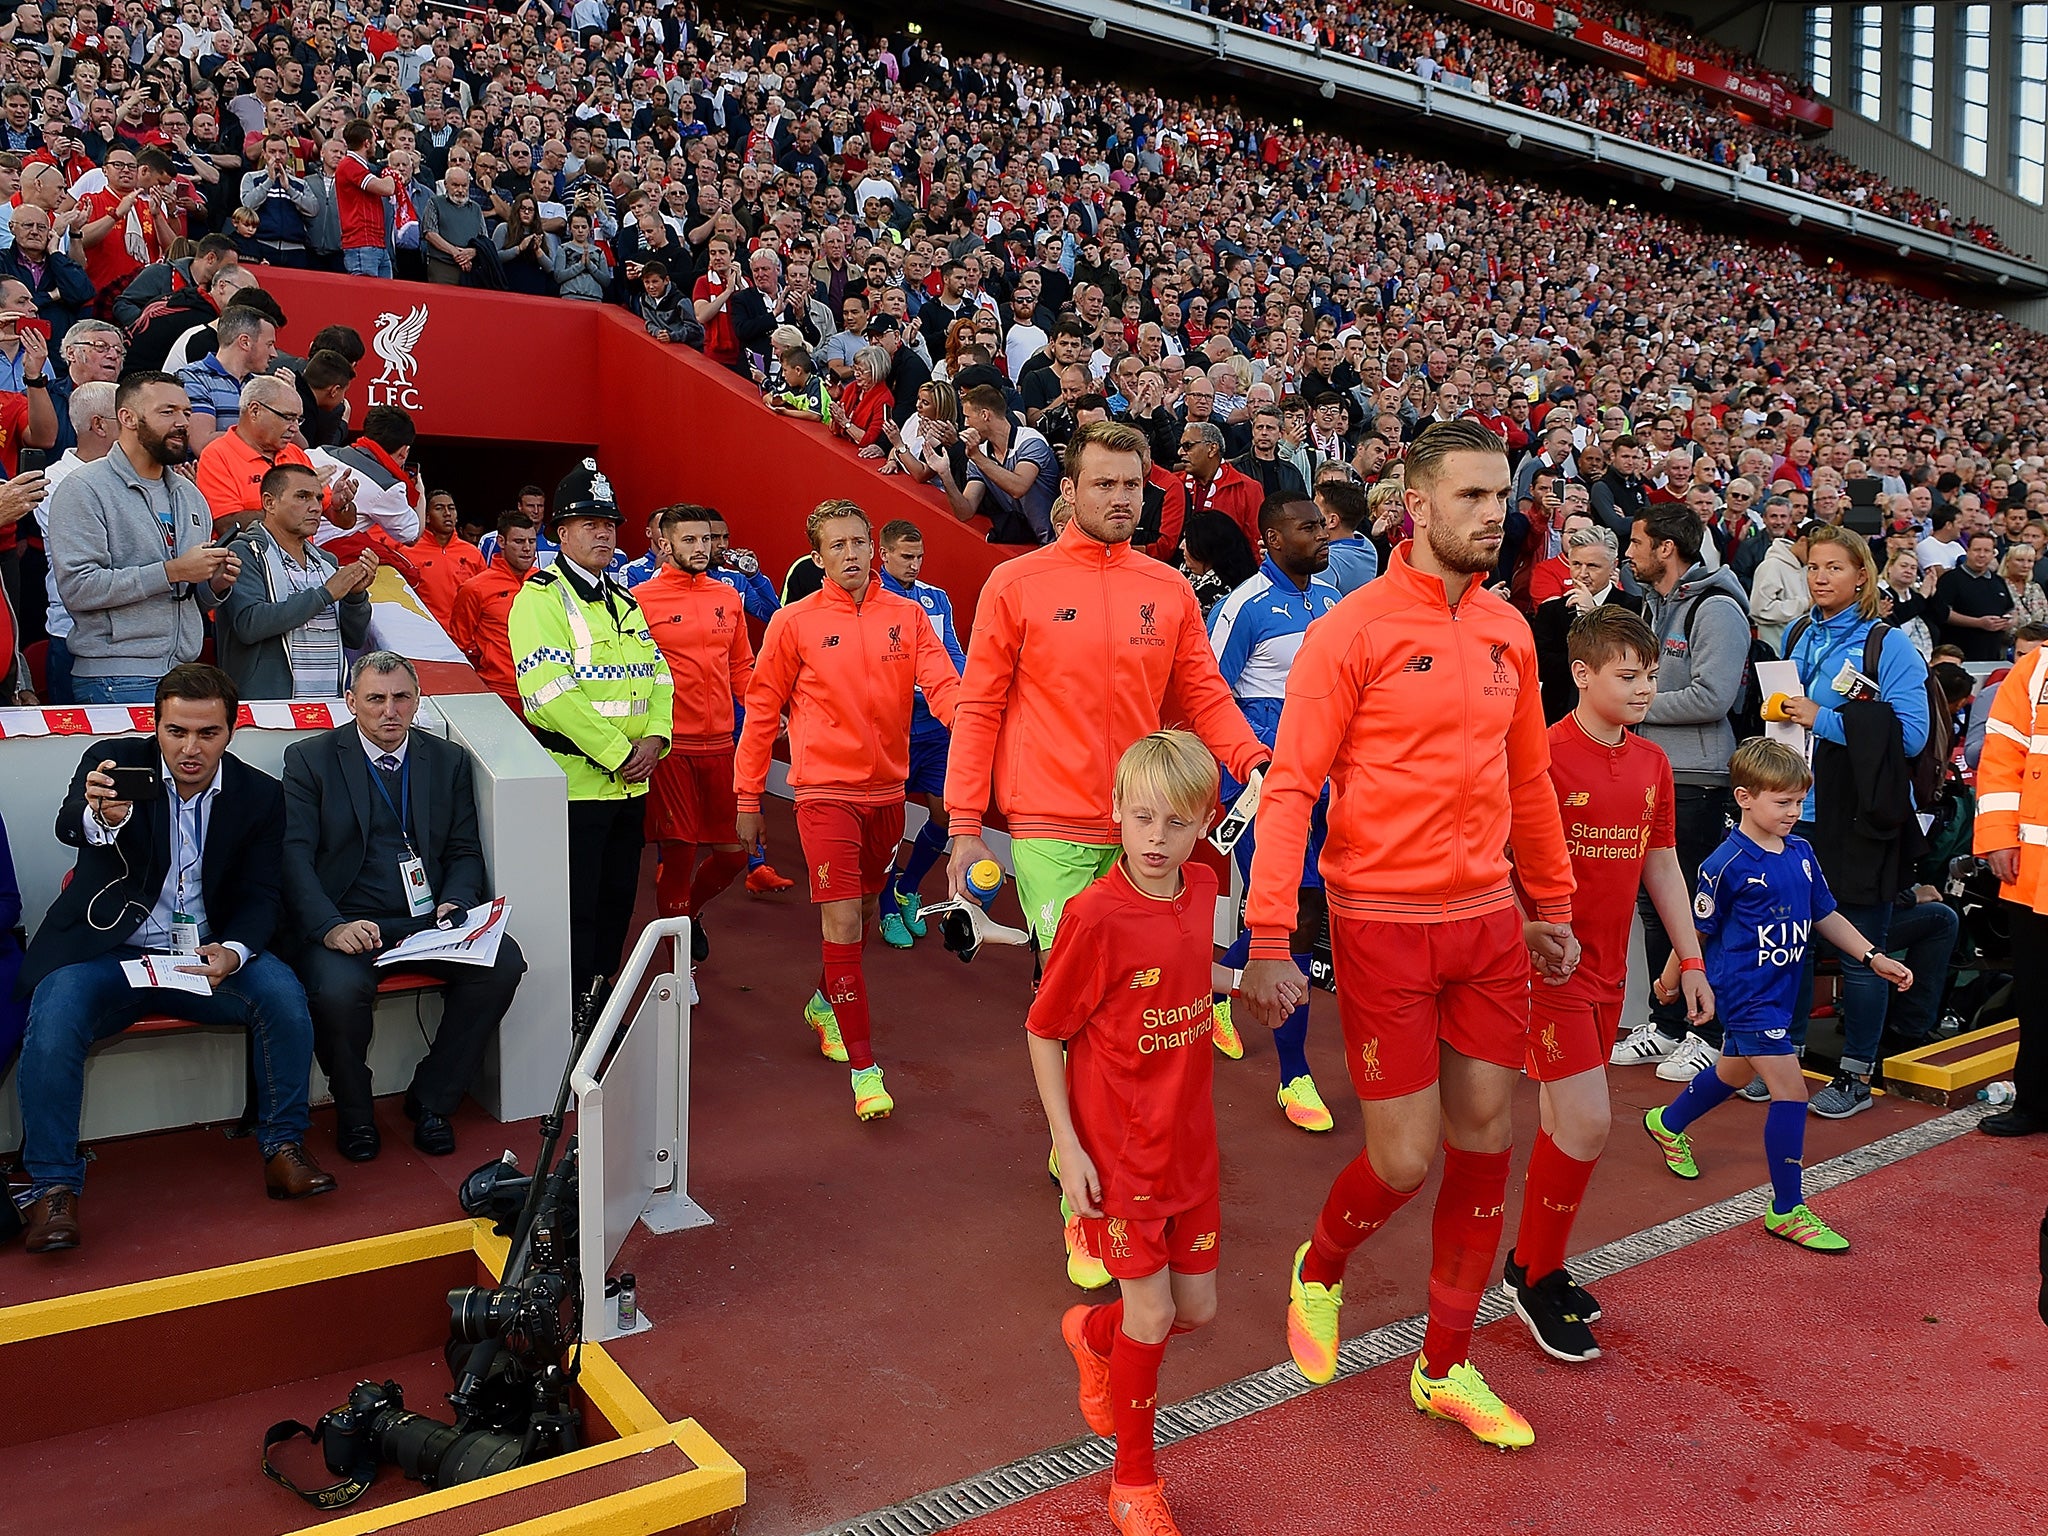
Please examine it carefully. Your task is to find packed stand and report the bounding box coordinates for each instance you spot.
[1206,0,2005,247]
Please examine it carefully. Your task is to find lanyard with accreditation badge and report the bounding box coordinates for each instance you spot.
[368,755,437,918]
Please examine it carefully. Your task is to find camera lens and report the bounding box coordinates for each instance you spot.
[373,1409,523,1489]
[446,1284,516,1344]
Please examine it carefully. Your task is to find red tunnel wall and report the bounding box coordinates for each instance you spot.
[257,269,1014,629]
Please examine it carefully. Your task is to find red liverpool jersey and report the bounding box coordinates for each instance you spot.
[1026,859,1220,1219]
[1542,714,1675,1004]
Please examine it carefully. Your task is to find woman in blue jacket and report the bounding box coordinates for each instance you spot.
[1779,524,1932,1119]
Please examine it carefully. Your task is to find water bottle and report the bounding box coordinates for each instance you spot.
[1978,1081,2016,1106]
[966,858,1003,910]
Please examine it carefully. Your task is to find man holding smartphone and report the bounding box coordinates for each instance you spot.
[16,663,334,1253]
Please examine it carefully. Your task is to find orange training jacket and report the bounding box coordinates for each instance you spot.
[944,520,1267,844]
[635,567,756,754]
[735,574,961,810]
[1244,542,1574,960]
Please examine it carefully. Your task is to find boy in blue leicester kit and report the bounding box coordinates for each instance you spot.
[1644,738,1911,1253]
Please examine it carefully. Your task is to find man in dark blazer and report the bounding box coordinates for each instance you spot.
[1531,525,1647,723]
[16,664,333,1253]
[281,651,526,1163]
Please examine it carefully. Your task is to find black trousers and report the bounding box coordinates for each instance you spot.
[2013,906,2048,1118]
[568,798,648,996]
[1638,784,1734,1045]
[298,938,526,1123]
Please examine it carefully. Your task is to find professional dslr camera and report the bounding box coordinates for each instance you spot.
[263,986,606,1509]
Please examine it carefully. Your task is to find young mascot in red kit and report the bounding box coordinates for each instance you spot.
[1030,731,1222,1536]
[1503,605,1713,1362]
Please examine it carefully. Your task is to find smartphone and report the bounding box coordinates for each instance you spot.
[15,316,49,348]
[18,446,46,472]
[106,765,162,802]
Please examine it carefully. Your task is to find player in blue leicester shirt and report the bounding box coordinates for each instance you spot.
[1643,738,1912,1253]
[875,519,966,947]
[1208,494,1341,1130]
[706,512,782,623]
[622,508,670,588]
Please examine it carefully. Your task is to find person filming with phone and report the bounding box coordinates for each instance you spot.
[49,370,232,705]
[14,663,334,1255]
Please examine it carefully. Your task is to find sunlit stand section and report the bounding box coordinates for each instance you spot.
[574,915,712,1342]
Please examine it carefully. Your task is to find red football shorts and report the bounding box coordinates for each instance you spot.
[1328,906,1530,1100]
[645,750,739,845]
[1526,994,1624,1082]
[1080,1192,1222,1280]
[795,800,906,904]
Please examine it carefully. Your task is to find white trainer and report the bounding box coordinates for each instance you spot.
[1655,1032,1722,1082]
[1610,1021,1681,1066]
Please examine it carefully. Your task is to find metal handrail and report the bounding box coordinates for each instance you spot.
[570,915,690,1101]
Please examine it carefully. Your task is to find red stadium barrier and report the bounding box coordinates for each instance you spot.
[255,270,1015,631]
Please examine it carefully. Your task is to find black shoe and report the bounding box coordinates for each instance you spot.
[337,1121,381,1163]
[1502,1256,1601,1362]
[690,913,709,964]
[1980,1108,2046,1138]
[1503,1251,1601,1321]
[405,1096,457,1156]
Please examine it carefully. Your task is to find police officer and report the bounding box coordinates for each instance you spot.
[508,461,673,998]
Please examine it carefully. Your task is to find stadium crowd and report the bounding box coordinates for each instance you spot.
[1209,0,2001,246]
[0,0,2038,1288]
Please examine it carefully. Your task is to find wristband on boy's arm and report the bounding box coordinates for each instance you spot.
[1679,956,1706,974]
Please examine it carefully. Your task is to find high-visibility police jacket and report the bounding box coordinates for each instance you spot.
[1974,643,2048,916]
[508,557,673,800]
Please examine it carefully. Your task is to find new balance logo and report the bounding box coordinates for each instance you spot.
[1188,1231,1218,1252]
[1054,608,1077,621]
[1565,791,1590,806]
[1129,967,1162,989]
[1402,655,1434,672]
[821,635,841,647]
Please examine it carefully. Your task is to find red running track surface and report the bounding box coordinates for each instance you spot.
[953,1129,2048,1536]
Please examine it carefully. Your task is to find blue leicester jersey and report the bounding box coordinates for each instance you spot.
[880,569,965,738]
[1692,830,1837,1032]
[1207,557,1342,746]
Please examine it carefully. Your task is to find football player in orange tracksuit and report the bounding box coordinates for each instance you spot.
[1238,419,1578,1450]
[735,499,963,1123]
[403,488,486,630]
[449,512,541,717]
[943,418,1268,1290]
[636,505,755,974]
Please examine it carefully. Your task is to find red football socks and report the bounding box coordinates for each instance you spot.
[1109,1328,1168,1485]
[1513,1129,1597,1281]
[688,847,749,915]
[1303,1147,1417,1286]
[821,940,873,1069]
[1081,1298,1122,1357]
[1420,1144,1512,1378]
[655,841,697,919]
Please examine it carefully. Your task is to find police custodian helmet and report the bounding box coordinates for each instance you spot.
[550,458,624,533]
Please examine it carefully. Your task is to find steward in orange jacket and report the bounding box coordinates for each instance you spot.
[1973,642,2048,1130]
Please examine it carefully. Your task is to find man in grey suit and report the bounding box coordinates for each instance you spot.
[280,651,526,1162]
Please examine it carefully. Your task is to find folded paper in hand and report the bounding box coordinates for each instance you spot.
[121,953,213,994]
[376,898,511,968]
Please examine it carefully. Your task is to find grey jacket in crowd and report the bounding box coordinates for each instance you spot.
[218,524,372,700]
[1640,561,1752,787]
[551,240,612,300]
[48,443,216,679]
